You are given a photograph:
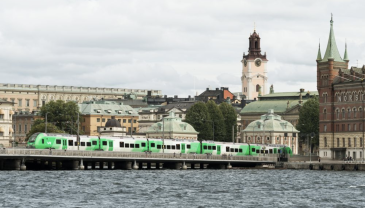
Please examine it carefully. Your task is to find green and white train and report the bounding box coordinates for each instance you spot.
[27,132,292,156]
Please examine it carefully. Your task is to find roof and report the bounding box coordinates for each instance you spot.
[320,15,344,63]
[146,112,198,134]
[259,91,318,99]
[242,110,300,133]
[79,100,138,116]
[333,66,365,84]
[240,100,307,114]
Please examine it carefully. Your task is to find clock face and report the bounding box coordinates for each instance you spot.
[255,59,262,67]
[243,59,247,67]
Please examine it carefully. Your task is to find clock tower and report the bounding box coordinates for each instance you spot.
[241,29,268,100]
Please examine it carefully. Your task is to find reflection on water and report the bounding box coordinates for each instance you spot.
[1,169,365,207]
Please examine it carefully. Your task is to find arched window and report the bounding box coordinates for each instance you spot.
[336,109,340,119]
[354,108,357,118]
[360,108,363,118]
[354,124,357,131]
[348,109,351,118]
[256,84,260,92]
[342,109,345,119]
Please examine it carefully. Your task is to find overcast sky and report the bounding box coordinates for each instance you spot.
[0,0,364,97]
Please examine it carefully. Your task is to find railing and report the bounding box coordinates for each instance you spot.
[0,149,278,162]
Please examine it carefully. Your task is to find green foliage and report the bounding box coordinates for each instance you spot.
[206,100,226,141]
[296,96,319,145]
[40,100,81,135]
[185,102,213,141]
[219,102,238,142]
[26,119,64,141]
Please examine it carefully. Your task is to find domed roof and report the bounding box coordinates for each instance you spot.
[105,116,121,128]
[146,111,198,134]
[243,109,299,133]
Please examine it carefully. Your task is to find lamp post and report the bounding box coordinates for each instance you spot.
[45,112,49,133]
[162,116,164,153]
[77,112,79,150]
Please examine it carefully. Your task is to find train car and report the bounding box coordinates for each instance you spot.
[27,132,292,156]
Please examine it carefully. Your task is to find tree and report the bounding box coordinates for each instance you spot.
[206,100,226,141]
[26,119,64,141]
[40,100,81,135]
[185,102,213,141]
[296,96,319,147]
[219,102,238,142]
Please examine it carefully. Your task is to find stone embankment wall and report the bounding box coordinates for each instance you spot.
[284,162,365,171]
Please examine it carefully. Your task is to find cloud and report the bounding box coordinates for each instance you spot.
[0,0,364,98]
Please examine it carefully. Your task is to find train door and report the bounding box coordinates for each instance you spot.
[62,139,67,150]
[181,143,186,154]
[217,145,221,155]
[109,141,113,151]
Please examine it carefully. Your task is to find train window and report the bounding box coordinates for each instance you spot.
[75,141,78,146]
[269,149,273,154]
[164,145,167,149]
[213,146,216,150]
[56,139,61,144]
[251,148,255,152]
[265,150,268,154]
[172,146,176,150]
[239,149,243,153]
[157,145,161,149]
[141,142,146,147]
[151,143,155,148]
[208,146,212,150]
[120,142,124,148]
[125,143,130,148]
[187,144,191,149]
[176,144,180,150]
[167,145,171,149]
[81,142,85,146]
[102,141,107,146]
[261,150,264,153]
[235,148,238,152]
[226,147,230,152]
[230,148,234,152]
[203,145,207,150]
[42,139,44,144]
[87,142,91,147]
[92,141,97,145]
[256,150,259,153]
[135,144,140,148]
[130,144,135,148]
[68,140,73,146]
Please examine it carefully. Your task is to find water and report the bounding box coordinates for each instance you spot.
[0,169,365,207]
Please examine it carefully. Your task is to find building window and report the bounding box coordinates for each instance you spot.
[324,125,327,132]
[324,137,327,147]
[361,123,363,131]
[336,124,339,132]
[342,109,345,119]
[360,108,363,118]
[102,118,105,122]
[348,109,351,118]
[324,109,327,120]
[354,138,357,147]
[33,100,37,107]
[256,84,260,92]
[343,138,345,147]
[354,124,357,131]
[354,108,357,118]
[128,119,131,123]
[348,124,351,131]
[348,138,351,147]
[123,119,126,123]
[25,100,29,107]
[336,109,340,119]
[337,138,339,147]
[19,124,21,133]
[361,138,363,147]
[97,118,100,122]
[42,100,45,106]
[342,124,345,131]
[18,99,22,107]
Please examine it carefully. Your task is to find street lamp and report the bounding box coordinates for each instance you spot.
[45,112,49,133]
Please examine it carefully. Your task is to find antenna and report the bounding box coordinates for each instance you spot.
[254,22,256,31]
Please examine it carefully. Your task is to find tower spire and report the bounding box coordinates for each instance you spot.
[344,41,349,61]
[317,42,322,61]
[321,14,344,62]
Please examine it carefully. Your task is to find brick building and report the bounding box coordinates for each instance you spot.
[317,16,365,160]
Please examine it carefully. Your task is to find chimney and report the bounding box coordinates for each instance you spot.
[216,88,219,91]
[147,91,152,96]
[111,116,115,119]
[300,88,305,93]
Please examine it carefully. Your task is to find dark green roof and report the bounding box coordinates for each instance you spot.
[240,100,306,114]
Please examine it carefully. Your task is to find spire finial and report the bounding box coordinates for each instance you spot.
[317,40,322,61]
[344,39,349,61]
[330,13,333,25]
[254,22,256,31]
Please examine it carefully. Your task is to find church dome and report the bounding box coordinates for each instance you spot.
[105,116,121,128]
